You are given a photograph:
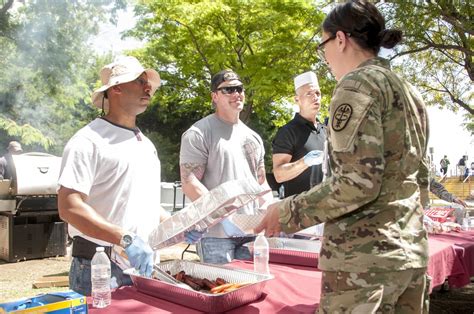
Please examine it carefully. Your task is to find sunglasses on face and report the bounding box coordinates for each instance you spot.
[217,85,245,94]
[134,76,149,87]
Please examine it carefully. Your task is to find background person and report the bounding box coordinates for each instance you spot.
[439,155,450,176]
[457,155,467,180]
[256,1,430,312]
[58,56,169,296]
[272,71,327,198]
[0,141,23,180]
[180,69,271,264]
[423,177,468,224]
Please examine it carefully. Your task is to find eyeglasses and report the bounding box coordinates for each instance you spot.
[316,35,336,63]
[134,76,149,87]
[217,85,245,94]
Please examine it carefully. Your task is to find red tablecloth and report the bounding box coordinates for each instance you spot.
[87,260,320,313]
[427,230,474,291]
[87,231,474,313]
[429,230,474,277]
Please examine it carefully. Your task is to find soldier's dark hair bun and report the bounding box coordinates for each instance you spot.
[322,0,402,55]
[379,29,403,49]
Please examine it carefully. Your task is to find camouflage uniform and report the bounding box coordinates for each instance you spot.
[429,178,456,204]
[424,178,465,223]
[277,58,430,313]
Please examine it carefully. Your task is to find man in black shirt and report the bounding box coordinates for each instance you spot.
[272,71,327,197]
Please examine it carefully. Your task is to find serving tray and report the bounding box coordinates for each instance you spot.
[125,260,273,313]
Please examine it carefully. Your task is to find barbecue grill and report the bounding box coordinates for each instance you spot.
[0,152,66,262]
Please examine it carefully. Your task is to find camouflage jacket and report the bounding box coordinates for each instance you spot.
[429,178,456,203]
[278,58,429,272]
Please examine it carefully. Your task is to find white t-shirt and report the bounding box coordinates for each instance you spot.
[180,113,265,238]
[58,118,162,246]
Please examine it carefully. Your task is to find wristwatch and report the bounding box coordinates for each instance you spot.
[120,233,135,249]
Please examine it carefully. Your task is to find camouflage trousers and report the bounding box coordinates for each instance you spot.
[318,268,430,314]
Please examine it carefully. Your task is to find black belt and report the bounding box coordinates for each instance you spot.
[72,236,112,260]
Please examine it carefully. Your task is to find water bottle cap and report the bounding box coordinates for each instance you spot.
[96,246,105,252]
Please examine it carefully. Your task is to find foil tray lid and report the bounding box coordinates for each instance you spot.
[294,223,325,238]
[148,179,270,250]
[245,237,321,253]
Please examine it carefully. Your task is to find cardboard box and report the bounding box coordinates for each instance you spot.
[0,291,87,313]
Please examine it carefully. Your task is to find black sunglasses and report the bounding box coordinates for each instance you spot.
[216,85,245,94]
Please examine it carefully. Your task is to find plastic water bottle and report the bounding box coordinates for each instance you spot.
[462,213,470,231]
[253,235,270,274]
[91,247,111,308]
[279,185,285,199]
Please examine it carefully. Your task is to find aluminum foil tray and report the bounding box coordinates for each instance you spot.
[149,179,270,249]
[124,260,273,313]
[245,237,321,268]
[294,223,325,238]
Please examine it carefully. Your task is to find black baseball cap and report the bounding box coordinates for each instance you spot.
[211,70,242,91]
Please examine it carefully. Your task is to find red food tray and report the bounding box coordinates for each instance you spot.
[424,207,455,223]
[245,238,321,268]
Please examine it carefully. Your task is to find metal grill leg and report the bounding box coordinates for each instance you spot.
[181,243,198,260]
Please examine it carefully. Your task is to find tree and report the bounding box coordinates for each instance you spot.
[0,0,126,154]
[130,0,330,180]
[382,1,473,130]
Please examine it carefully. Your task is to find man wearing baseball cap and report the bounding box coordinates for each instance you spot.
[179,69,271,264]
[58,56,173,296]
[272,71,328,197]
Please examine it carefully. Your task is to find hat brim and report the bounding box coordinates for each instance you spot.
[213,79,243,91]
[91,69,161,110]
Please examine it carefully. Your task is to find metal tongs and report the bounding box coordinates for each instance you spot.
[152,265,193,290]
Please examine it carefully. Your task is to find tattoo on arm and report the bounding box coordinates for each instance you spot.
[180,163,206,183]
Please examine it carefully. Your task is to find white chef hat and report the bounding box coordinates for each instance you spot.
[294,71,319,91]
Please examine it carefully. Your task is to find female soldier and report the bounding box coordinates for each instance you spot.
[256,1,430,312]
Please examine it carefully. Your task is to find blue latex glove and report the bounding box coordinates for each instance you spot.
[221,218,245,237]
[184,230,205,244]
[303,150,323,167]
[125,236,154,277]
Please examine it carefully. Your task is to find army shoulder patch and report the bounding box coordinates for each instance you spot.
[332,104,352,131]
[329,86,373,152]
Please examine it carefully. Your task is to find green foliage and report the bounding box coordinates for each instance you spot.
[382,1,473,132]
[131,0,329,179]
[0,0,125,154]
[0,117,53,149]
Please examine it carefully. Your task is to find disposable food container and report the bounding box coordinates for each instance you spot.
[148,179,270,249]
[124,260,273,313]
[245,237,321,268]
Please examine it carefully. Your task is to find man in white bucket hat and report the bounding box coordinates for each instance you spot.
[272,71,328,198]
[91,56,161,114]
[58,56,175,296]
